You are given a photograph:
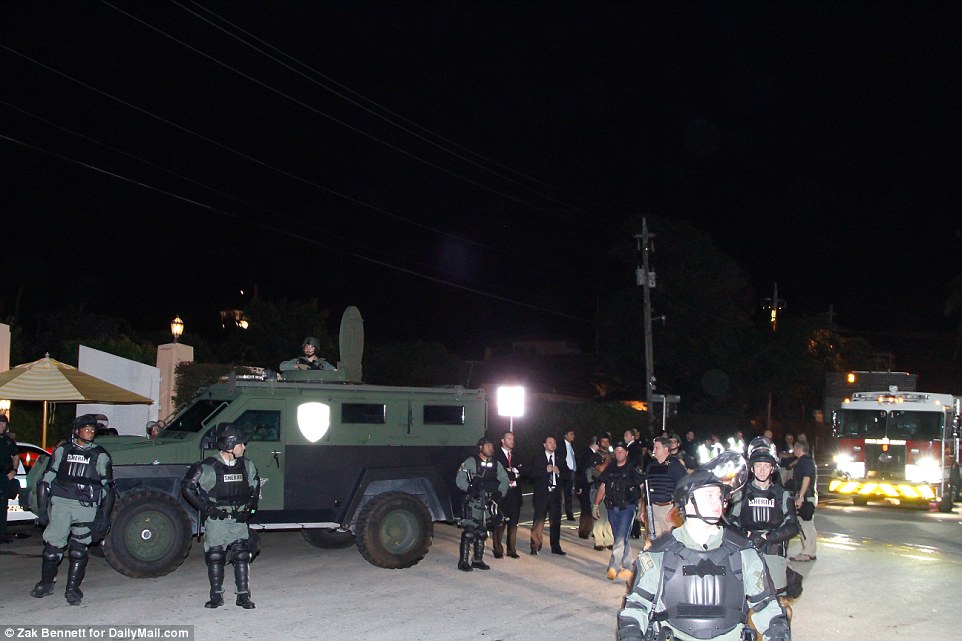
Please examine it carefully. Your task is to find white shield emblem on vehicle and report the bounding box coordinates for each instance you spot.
[298,402,331,443]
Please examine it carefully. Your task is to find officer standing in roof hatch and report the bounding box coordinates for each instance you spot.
[280,336,335,371]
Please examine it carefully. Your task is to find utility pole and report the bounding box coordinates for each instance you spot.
[762,282,786,332]
[634,219,656,434]
[761,282,786,430]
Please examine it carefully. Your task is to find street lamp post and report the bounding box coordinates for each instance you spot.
[170,316,184,343]
[497,385,525,432]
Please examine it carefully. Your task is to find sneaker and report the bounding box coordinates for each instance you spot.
[616,569,634,581]
[606,567,617,581]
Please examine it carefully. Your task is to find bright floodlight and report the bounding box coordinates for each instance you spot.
[297,402,331,443]
[497,386,525,417]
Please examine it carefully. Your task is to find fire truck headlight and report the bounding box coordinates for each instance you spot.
[833,453,864,479]
[905,458,942,485]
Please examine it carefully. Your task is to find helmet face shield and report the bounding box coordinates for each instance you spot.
[708,450,748,495]
[747,437,779,467]
[673,450,747,525]
[72,414,104,443]
[212,423,250,452]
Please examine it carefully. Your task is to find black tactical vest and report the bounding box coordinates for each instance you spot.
[603,463,639,509]
[473,456,502,494]
[52,443,107,502]
[206,456,251,509]
[738,483,785,532]
[657,530,749,639]
[645,460,679,503]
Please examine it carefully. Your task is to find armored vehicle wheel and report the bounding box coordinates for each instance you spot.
[103,490,193,578]
[852,496,869,506]
[355,491,432,569]
[302,527,356,549]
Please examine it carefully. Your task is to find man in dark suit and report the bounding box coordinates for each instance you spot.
[528,435,568,556]
[492,430,523,559]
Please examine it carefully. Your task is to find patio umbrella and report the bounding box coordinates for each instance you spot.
[0,354,153,448]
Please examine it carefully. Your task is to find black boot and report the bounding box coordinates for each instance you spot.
[204,547,225,608]
[233,553,255,609]
[458,532,473,571]
[472,534,490,570]
[64,541,88,606]
[30,543,61,598]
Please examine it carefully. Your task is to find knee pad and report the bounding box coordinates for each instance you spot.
[461,529,476,542]
[67,540,88,562]
[206,546,226,565]
[233,549,253,563]
[226,541,253,564]
[475,529,488,542]
[42,543,63,563]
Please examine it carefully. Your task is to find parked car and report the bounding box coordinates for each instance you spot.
[7,442,49,524]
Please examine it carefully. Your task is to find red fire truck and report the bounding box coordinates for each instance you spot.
[829,388,961,511]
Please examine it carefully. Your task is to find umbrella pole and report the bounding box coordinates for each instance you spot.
[42,400,48,450]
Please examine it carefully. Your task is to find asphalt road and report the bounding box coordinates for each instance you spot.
[1,496,960,641]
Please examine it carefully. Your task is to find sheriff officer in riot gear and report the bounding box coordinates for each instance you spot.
[455,436,509,571]
[730,437,801,602]
[183,423,261,609]
[30,414,115,605]
[618,451,791,641]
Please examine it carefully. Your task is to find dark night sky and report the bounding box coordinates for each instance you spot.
[2,1,960,355]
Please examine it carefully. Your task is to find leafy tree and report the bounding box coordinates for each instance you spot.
[945,274,962,360]
[25,311,153,366]
[598,217,758,414]
[364,340,466,386]
[214,298,334,368]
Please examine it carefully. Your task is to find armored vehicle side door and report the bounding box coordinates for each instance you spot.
[203,399,285,512]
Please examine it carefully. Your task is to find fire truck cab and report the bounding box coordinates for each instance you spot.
[829,387,961,512]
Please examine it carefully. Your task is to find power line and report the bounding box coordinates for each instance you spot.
[0,44,585,275]
[101,1,602,230]
[0,98,501,284]
[0,132,594,324]
[180,0,627,223]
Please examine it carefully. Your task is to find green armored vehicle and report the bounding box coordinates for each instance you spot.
[28,307,485,577]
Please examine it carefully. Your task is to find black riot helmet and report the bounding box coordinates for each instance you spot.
[673,450,747,524]
[72,414,104,443]
[747,437,779,466]
[212,423,250,452]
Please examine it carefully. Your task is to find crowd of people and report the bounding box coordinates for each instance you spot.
[457,426,818,641]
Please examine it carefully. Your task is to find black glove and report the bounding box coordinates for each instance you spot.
[468,479,485,499]
[749,532,767,548]
[206,505,229,520]
[36,481,51,527]
[89,515,111,542]
[235,509,253,523]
